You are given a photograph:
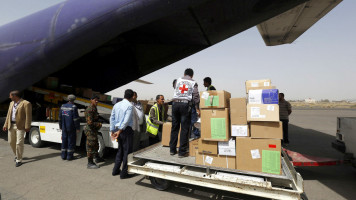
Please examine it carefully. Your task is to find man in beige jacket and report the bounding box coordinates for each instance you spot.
[2,90,32,167]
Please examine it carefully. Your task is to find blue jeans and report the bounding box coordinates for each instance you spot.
[190,106,200,137]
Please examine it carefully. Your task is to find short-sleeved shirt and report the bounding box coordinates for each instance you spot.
[279,100,292,120]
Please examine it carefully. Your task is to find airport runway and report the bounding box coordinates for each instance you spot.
[1,109,356,200]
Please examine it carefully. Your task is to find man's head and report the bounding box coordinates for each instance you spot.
[172,79,177,89]
[184,68,194,78]
[279,93,285,101]
[133,91,138,102]
[67,94,76,102]
[9,90,22,102]
[90,94,100,106]
[156,95,164,105]
[203,77,212,87]
[124,89,134,102]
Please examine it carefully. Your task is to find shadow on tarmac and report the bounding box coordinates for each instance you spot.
[288,123,356,200]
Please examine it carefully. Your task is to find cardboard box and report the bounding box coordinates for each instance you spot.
[247,104,279,122]
[83,88,93,99]
[218,138,236,156]
[230,98,247,125]
[201,108,230,141]
[196,153,236,169]
[189,139,199,157]
[250,122,283,139]
[161,122,180,147]
[200,90,231,109]
[245,79,272,92]
[246,86,276,93]
[44,77,59,90]
[236,138,281,174]
[231,125,249,137]
[248,89,279,104]
[198,139,218,154]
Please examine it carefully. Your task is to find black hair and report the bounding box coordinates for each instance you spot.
[203,77,212,85]
[172,79,177,88]
[184,68,194,77]
[91,94,100,100]
[124,89,134,99]
[133,91,137,96]
[156,95,163,100]
[10,90,23,98]
[279,93,285,98]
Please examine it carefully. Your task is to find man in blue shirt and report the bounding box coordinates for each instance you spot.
[110,89,134,179]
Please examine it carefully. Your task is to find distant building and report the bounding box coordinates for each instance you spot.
[305,98,316,103]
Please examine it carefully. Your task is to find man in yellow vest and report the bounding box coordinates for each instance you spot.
[146,95,166,145]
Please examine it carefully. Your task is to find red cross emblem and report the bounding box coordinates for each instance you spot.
[179,84,189,94]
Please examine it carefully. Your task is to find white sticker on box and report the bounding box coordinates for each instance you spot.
[259,115,266,118]
[231,125,248,137]
[248,90,262,104]
[251,82,259,87]
[201,92,209,100]
[251,149,260,159]
[267,105,275,111]
[251,107,260,118]
[264,82,270,86]
[205,156,213,164]
[219,148,236,156]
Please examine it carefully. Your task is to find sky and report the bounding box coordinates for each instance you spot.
[1,0,355,101]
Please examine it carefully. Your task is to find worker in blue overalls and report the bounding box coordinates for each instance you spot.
[59,94,80,160]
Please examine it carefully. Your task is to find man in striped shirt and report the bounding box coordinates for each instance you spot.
[279,93,292,145]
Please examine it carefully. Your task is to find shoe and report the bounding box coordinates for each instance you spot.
[14,157,17,162]
[170,151,177,156]
[112,169,121,176]
[178,153,189,158]
[66,157,74,161]
[87,162,100,169]
[15,162,22,167]
[120,174,134,179]
[95,157,105,163]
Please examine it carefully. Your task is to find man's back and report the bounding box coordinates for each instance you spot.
[110,99,133,131]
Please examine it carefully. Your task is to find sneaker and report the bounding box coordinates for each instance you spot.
[95,157,105,163]
[178,153,189,158]
[15,162,22,167]
[170,151,177,156]
[14,157,17,162]
[120,174,134,179]
[87,162,100,169]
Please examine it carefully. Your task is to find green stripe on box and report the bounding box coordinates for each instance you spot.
[262,150,280,174]
[205,96,219,106]
[211,118,226,139]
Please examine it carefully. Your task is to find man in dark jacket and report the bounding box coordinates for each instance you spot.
[59,94,80,161]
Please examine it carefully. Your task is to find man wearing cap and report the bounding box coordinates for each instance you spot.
[85,95,104,169]
[59,94,80,160]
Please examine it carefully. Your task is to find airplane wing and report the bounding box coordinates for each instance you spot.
[134,79,153,85]
[0,0,341,102]
[257,0,342,46]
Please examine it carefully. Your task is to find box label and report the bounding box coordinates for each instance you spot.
[205,96,219,106]
[248,90,262,104]
[251,82,259,87]
[201,92,209,100]
[205,156,213,164]
[219,148,236,156]
[267,105,275,111]
[231,125,248,137]
[262,150,280,174]
[251,149,260,159]
[251,107,261,118]
[211,118,226,139]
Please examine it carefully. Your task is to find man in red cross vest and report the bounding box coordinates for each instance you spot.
[170,68,200,158]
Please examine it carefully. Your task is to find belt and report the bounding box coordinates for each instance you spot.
[173,99,189,103]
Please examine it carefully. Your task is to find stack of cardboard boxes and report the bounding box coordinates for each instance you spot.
[235,79,282,175]
[161,80,283,175]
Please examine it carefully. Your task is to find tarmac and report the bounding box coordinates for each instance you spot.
[0,109,356,200]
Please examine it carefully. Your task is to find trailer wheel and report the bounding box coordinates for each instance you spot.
[29,127,43,148]
[301,192,309,200]
[97,134,106,158]
[85,134,106,158]
[149,177,171,191]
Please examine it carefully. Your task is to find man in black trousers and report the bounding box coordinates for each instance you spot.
[170,68,200,158]
[110,89,134,179]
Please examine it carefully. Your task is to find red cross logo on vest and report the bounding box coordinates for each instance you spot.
[179,84,189,94]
